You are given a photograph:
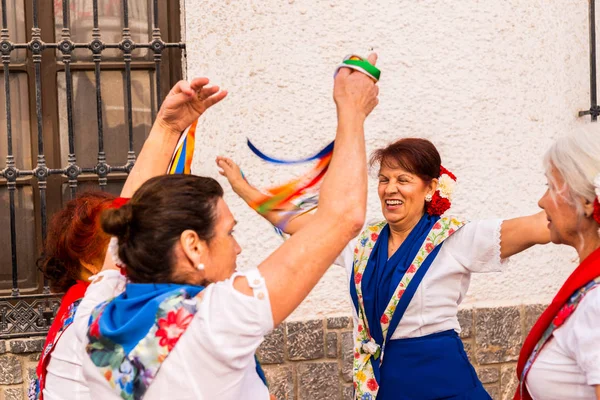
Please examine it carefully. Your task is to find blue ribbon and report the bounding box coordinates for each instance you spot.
[247,139,334,164]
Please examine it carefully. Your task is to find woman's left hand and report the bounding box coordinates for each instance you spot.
[156,77,228,134]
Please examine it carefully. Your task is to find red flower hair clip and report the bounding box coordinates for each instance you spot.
[426,165,457,216]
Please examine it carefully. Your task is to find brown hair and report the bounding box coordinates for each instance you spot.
[101,175,224,284]
[38,191,115,293]
[370,138,441,182]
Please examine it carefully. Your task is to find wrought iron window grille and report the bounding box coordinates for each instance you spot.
[0,0,184,338]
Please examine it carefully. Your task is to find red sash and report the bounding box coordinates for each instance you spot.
[34,281,89,399]
[514,246,600,400]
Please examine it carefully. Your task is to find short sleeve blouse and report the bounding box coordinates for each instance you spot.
[81,269,273,400]
[335,219,508,338]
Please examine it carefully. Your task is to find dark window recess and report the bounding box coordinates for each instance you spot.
[0,0,184,338]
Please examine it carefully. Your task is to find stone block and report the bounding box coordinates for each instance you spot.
[286,320,324,361]
[0,355,23,385]
[9,338,45,354]
[501,364,518,400]
[3,388,23,400]
[29,353,41,361]
[484,385,500,400]
[327,316,351,329]
[523,304,546,337]
[458,308,473,339]
[257,323,285,364]
[264,365,294,400]
[326,332,338,358]
[477,366,500,384]
[28,366,37,382]
[0,340,6,354]
[340,332,354,383]
[475,307,522,364]
[298,362,340,400]
[462,340,474,363]
[342,385,354,400]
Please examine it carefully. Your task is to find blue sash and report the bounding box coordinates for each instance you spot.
[351,215,441,349]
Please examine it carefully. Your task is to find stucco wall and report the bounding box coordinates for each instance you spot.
[184,0,593,320]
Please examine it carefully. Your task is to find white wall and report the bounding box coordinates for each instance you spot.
[184,0,594,320]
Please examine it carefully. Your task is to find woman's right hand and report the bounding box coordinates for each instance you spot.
[216,156,246,193]
[333,53,379,119]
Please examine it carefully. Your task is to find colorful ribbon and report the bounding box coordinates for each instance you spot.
[167,119,199,174]
[334,54,381,82]
[246,140,333,231]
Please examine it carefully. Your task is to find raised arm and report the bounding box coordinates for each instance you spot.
[101,78,227,271]
[234,54,379,326]
[216,156,315,234]
[120,78,227,198]
[500,211,550,259]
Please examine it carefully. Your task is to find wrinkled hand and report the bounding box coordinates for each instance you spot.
[216,156,246,192]
[156,78,228,134]
[333,53,379,119]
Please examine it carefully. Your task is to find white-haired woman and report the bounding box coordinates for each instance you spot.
[516,125,600,400]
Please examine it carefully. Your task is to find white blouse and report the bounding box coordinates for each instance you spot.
[335,219,507,339]
[526,288,600,400]
[78,269,273,400]
[43,270,124,400]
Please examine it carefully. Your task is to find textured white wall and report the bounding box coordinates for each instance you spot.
[184,0,593,320]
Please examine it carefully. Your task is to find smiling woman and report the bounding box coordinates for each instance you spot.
[219,136,551,400]
[516,125,600,400]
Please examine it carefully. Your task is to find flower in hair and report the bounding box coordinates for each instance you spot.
[594,174,600,230]
[426,165,456,216]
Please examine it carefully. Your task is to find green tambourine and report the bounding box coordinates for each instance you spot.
[334,54,381,82]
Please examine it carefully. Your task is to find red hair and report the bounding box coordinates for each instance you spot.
[38,191,116,293]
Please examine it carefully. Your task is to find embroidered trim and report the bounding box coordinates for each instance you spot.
[351,217,466,399]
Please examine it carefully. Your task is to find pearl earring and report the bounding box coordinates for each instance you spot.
[425,194,433,202]
[197,263,205,271]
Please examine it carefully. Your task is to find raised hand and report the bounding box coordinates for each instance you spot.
[156,78,228,134]
[216,156,246,193]
[333,53,379,119]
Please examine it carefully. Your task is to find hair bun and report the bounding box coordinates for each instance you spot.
[101,205,133,239]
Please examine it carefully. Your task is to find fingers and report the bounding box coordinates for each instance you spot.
[189,77,210,92]
[169,80,194,97]
[202,89,228,109]
[367,52,378,66]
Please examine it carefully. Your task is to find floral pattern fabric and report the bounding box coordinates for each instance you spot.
[352,217,465,399]
[520,277,600,391]
[86,289,198,400]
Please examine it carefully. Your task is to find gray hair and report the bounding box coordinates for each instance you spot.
[544,123,600,211]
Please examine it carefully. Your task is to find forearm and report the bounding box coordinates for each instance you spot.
[500,211,550,258]
[595,385,600,400]
[234,179,313,234]
[316,109,367,224]
[120,120,181,198]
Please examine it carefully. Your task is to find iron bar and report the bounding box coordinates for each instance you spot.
[122,0,136,173]
[580,0,599,120]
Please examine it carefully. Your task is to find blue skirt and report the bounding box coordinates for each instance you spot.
[376,330,491,400]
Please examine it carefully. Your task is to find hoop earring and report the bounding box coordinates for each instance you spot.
[197,263,205,271]
[425,194,433,202]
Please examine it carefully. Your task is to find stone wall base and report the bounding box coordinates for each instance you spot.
[0,304,545,400]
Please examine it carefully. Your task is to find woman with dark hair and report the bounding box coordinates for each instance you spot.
[515,125,600,400]
[218,137,551,399]
[29,77,227,400]
[80,55,379,399]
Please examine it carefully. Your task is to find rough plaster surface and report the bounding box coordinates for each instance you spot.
[184,0,593,320]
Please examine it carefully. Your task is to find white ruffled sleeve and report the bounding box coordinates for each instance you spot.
[187,268,274,370]
[445,219,509,273]
[571,288,600,385]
